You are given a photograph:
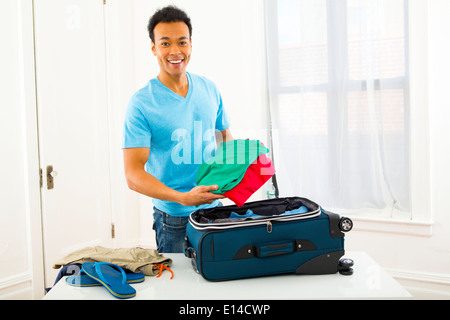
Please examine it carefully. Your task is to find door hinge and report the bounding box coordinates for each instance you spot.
[39,168,43,188]
[111,223,115,239]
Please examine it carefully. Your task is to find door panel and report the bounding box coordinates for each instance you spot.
[33,0,112,287]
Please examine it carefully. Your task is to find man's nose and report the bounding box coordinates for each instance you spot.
[169,46,181,55]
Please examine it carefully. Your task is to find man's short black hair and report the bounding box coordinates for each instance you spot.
[147,5,192,43]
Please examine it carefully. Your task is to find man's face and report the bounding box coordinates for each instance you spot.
[151,21,192,78]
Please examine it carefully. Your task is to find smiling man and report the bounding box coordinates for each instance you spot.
[122,6,233,253]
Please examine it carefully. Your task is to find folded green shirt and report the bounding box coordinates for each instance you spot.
[196,139,269,194]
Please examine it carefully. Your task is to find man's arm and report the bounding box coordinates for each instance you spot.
[123,147,225,206]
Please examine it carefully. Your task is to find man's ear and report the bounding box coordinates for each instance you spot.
[151,41,156,56]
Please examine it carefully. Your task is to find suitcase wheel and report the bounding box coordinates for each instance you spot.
[339,258,354,268]
[339,267,354,276]
[338,258,354,276]
[339,217,353,232]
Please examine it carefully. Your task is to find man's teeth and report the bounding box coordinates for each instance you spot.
[169,60,182,64]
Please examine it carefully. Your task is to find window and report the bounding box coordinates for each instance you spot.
[265,0,410,217]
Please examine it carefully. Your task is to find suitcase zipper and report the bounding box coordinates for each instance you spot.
[266,221,272,233]
[189,209,321,231]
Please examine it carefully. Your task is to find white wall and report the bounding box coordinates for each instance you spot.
[0,0,30,298]
[0,0,44,299]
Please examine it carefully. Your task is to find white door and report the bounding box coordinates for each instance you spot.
[33,0,113,287]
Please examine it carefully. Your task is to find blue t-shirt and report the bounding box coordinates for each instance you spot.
[122,72,231,216]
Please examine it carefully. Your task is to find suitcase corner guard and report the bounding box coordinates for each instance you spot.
[295,250,344,274]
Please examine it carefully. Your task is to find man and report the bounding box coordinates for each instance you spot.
[122,6,233,253]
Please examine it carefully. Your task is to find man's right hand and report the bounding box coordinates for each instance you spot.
[181,185,226,207]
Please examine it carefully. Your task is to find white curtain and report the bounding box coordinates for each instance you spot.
[265,0,410,217]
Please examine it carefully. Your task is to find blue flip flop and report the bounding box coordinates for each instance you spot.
[81,262,137,299]
[66,268,144,287]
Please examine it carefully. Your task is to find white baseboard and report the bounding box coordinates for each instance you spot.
[0,272,33,300]
[387,268,450,299]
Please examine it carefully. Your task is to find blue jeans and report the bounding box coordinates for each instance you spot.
[152,207,189,253]
[152,203,223,253]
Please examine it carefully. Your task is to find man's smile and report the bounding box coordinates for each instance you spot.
[168,58,184,65]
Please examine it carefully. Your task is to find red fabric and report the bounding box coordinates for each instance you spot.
[223,153,276,207]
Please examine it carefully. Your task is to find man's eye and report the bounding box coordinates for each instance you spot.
[179,41,187,46]
[161,42,169,47]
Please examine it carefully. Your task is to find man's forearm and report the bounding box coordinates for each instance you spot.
[125,169,186,204]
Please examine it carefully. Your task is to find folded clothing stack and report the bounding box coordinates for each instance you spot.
[196,139,276,207]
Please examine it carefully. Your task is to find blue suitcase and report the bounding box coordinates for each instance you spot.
[183,197,353,281]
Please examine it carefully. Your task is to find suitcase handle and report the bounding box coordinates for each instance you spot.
[256,241,294,258]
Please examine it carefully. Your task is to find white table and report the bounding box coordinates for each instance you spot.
[43,251,411,300]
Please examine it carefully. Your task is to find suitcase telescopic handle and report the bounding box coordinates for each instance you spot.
[255,242,294,258]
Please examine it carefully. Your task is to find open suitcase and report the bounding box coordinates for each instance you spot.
[183,197,353,281]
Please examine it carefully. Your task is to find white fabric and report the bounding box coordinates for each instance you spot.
[265,0,410,216]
